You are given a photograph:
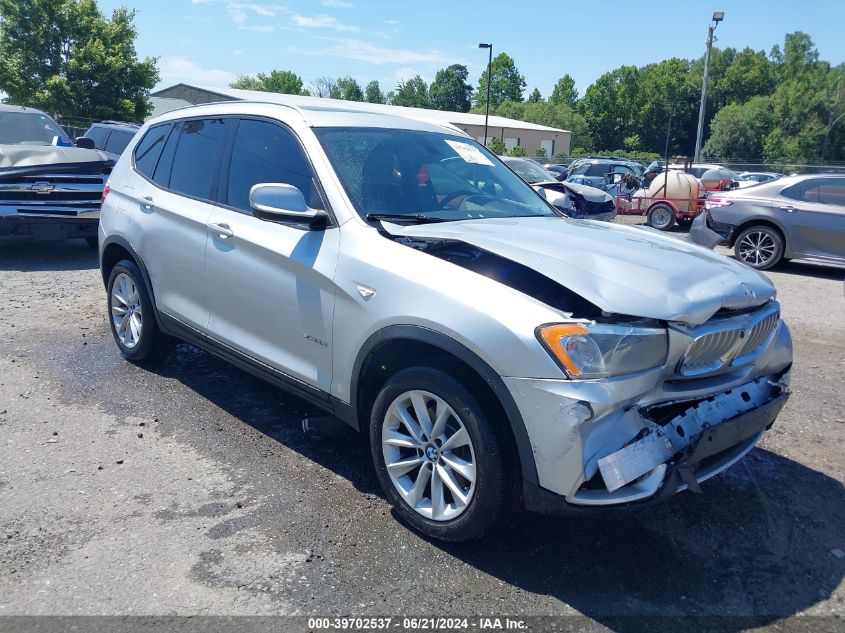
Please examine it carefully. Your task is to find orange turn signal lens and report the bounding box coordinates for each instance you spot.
[538,323,590,377]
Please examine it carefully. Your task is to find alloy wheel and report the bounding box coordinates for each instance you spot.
[738,230,777,267]
[111,272,143,349]
[381,390,477,521]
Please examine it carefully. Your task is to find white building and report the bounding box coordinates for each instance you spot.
[151,84,572,157]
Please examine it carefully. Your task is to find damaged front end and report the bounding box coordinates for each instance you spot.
[581,372,789,505]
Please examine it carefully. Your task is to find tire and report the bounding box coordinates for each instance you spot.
[106,259,169,362]
[733,225,784,270]
[646,203,676,230]
[85,235,98,250]
[369,366,514,542]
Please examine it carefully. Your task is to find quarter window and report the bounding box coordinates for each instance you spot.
[133,124,170,179]
[85,126,109,148]
[225,119,323,212]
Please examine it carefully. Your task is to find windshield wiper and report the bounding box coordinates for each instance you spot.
[366,213,449,224]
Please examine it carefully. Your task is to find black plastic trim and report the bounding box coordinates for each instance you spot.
[350,324,539,485]
[158,312,334,411]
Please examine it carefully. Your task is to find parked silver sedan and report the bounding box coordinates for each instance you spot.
[696,174,845,269]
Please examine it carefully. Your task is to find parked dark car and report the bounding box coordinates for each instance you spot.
[566,158,644,195]
[690,174,845,270]
[502,157,616,222]
[0,104,113,247]
[82,121,139,157]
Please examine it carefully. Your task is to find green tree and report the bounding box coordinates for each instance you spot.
[509,145,526,157]
[527,87,542,103]
[486,137,505,155]
[336,75,363,101]
[230,69,305,94]
[474,52,526,107]
[0,0,159,121]
[579,65,642,151]
[549,74,577,107]
[717,48,776,106]
[428,64,472,112]
[703,96,774,160]
[392,75,429,108]
[365,80,384,104]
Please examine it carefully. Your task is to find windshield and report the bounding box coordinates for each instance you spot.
[504,158,556,184]
[0,111,72,146]
[315,128,556,222]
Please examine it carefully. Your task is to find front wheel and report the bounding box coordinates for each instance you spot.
[646,203,676,230]
[369,367,514,541]
[734,225,784,270]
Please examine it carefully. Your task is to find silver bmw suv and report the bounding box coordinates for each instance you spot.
[99,102,793,541]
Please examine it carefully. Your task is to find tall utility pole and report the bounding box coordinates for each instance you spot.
[478,43,492,146]
[693,11,724,163]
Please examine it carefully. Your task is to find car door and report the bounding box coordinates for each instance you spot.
[135,117,232,330]
[776,177,845,259]
[204,117,339,392]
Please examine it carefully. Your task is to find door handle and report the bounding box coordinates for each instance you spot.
[779,205,797,213]
[207,222,234,239]
[141,196,153,209]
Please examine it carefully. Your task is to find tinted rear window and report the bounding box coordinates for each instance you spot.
[168,118,229,201]
[584,164,609,177]
[104,130,134,155]
[133,124,170,179]
[85,126,109,148]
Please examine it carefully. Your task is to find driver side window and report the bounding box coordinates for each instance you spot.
[225,118,324,214]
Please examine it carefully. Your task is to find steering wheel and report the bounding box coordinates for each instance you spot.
[438,191,489,209]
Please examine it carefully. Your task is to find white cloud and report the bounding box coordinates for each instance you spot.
[384,19,399,26]
[292,14,358,32]
[289,38,455,65]
[321,0,353,7]
[159,57,237,87]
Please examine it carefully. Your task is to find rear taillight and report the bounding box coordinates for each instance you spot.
[706,197,732,208]
[101,181,110,204]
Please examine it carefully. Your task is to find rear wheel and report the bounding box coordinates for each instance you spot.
[647,203,675,230]
[733,225,784,270]
[107,259,169,362]
[369,366,513,541]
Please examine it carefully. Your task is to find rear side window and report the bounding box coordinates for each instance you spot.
[85,126,109,148]
[584,164,609,177]
[104,130,134,155]
[225,118,324,212]
[168,118,230,201]
[783,178,845,207]
[133,124,170,178]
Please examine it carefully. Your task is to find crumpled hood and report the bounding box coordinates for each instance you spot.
[0,144,113,169]
[386,216,775,324]
[552,180,611,203]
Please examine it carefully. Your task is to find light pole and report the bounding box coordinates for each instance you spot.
[478,43,492,147]
[693,11,724,163]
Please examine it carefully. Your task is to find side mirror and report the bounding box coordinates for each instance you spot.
[249,183,328,229]
[75,136,96,150]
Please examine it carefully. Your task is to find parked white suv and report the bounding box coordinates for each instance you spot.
[99,102,793,541]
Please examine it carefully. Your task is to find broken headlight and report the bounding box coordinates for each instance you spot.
[537,323,668,379]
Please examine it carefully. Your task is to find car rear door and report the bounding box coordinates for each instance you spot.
[133,117,232,330]
[777,177,845,260]
[203,117,338,393]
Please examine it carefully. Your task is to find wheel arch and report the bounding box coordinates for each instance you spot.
[728,218,788,250]
[100,236,161,324]
[349,325,539,486]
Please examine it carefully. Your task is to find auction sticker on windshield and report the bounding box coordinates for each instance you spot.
[445,139,494,166]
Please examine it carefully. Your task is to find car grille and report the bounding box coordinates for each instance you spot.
[677,304,780,377]
[0,172,105,216]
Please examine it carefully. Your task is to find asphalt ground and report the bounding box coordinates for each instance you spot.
[0,224,843,631]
